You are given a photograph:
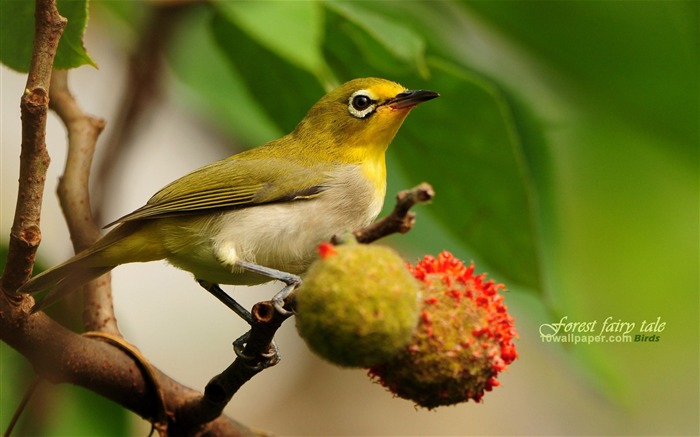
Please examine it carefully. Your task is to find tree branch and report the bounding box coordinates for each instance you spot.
[0,294,255,436]
[0,0,65,301]
[178,301,288,428]
[48,70,119,334]
[1,3,436,434]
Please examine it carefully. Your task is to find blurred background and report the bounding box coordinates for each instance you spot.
[1,1,698,435]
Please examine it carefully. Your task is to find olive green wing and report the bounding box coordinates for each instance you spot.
[107,155,331,226]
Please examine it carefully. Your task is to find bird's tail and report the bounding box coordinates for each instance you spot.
[20,260,115,313]
[18,221,159,313]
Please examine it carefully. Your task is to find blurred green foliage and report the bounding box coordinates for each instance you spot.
[1,0,697,435]
[0,0,95,72]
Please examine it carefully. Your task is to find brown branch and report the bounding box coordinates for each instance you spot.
[0,3,436,434]
[0,294,255,436]
[0,0,66,301]
[178,302,288,428]
[48,70,120,334]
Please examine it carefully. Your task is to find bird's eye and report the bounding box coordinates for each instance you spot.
[348,91,377,119]
[352,95,372,110]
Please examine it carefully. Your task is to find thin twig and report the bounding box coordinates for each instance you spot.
[3,376,42,437]
[177,302,288,430]
[342,182,435,244]
[1,4,66,435]
[82,331,168,435]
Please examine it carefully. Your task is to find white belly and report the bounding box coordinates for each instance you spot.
[158,167,384,285]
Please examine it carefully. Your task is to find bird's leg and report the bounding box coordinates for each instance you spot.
[213,244,300,315]
[197,280,276,365]
[234,260,301,317]
[225,262,301,368]
[197,280,252,324]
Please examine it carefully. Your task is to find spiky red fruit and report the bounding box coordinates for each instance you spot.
[368,251,518,409]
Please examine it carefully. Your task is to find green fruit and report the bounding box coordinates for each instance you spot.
[295,243,421,368]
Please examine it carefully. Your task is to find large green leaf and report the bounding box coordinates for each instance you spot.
[398,61,541,290]
[166,5,282,147]
[322,2,698,420]
[211,9,325,134]
[53,0,95,69]
[213,0,327,82]
[0,0,96,72]
[324,1,428,78]
[464,0,699,152]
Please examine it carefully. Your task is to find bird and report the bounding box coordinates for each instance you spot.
[20,77,439,317]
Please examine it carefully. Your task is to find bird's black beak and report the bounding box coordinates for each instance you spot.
[385,89,440,110]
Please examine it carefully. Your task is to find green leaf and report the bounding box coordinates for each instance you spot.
[324,1,428,77]
[213,0,326,78]
[167,5,281,147]
[464,0,699,150]
[360,1,699,417]
[54,0,96,69]
[44,384,131,436]
[0,0,95,72]
[396,60,541,291]
[0,0,34,72]
[322,8,395,79]
[210,10,325,134]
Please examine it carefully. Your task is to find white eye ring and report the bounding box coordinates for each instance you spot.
[348,90,377,119]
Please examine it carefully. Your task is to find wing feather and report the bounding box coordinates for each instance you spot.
[106,154,332,226]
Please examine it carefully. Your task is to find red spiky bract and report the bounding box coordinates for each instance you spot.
[317,242,337,259]
[368,251,518,408]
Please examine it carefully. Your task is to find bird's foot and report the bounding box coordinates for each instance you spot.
[233,331,281,370]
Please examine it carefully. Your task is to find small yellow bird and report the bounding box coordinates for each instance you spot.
[21,78,438,315]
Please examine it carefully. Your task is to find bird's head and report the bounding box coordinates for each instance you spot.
[294,78,439,161]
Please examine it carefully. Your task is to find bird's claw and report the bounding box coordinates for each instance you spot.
[233,332,280,370]
[272,296,294,317]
